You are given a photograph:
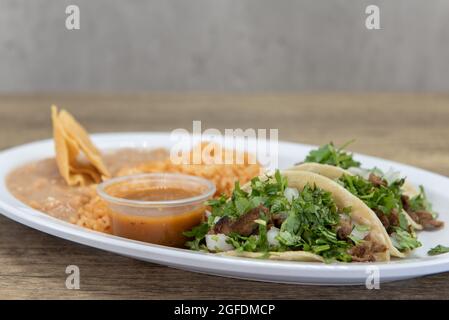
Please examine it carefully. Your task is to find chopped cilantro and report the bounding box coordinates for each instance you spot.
[398,211,409,230]
[391,228,421,251]
[337,174,422,252]
[227,233,259,252]
[277,231,302,247]
[184,222,209,250]
[234,197,252,216]
[338,174,404,216]
[186,170,359,262]
[409,186,434,214]
[304,141,361,169]
[428,245,449,256]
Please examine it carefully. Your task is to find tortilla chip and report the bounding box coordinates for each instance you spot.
[71,163,102,183]
[52,105,110,186]
[52,107,86,186]
[57,108,110,178]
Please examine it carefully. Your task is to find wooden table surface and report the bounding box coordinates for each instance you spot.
[1,93,449,299]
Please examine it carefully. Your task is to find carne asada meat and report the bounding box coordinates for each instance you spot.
[415,211,444,230]
[336,219,353,240]
[376,211,390,231]
[401,195,444,230]
[401,195,411,212]
[213,216,233,235]
[212,205,271,237]
[348,234,387,262]
[374,208,400,234]
[388,208,400,228]
[368,173,387,188]
[271,212,288,228]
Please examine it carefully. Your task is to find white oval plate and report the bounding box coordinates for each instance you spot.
[1,133,449,285]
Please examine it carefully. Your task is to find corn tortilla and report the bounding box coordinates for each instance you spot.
[51,105,110,186]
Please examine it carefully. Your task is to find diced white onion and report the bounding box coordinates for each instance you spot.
[350,225,370,241]
[284,187,299,203]
[267,227,280,247]
[205,210,212,218]
[382,168,404,184]
[347,167,371,179]
[206,234,234,252]
[348,166,404,185]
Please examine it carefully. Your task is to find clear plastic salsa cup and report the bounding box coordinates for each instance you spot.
[97,173,216,247]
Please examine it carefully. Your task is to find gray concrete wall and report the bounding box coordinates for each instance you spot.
[1,0,448,93]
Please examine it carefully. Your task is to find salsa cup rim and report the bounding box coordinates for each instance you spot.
[97,173,216,208]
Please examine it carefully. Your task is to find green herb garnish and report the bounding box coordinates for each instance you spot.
[184,222,209,250]
[277,184,354,262]
[391,228,421,251]
[304,141,361,169]
[337,174,421,251]
[338,174,404,216]
[428,245,449,256]
[186,170,357,262]
[409,186,434,214]
[398,211,409,230]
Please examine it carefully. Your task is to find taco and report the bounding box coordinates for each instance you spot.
[291,163,422,231]
[185,170,391,263]
[299,142,443,230]
[301,141,419,198]
[293,142,444,256]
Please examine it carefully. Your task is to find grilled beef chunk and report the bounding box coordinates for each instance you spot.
[337,225,352,241]
[232,205,269,236]
[272,212,288,228]
[212,205,270,236]
[401,195,411,212]
[348,235,387,262]
[379,214,390,230]
[415,211,444,230]
[348,245,376,262]
[337,219,353,240]
[368,173,387,188]
[374,208,400,234]
[213,216,233,235]
[389,209,400,228]
[375,209,390,232]
[401,195,444,230]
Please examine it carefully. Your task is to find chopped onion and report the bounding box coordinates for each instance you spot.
[347,167,371,179]
[284,187,299,203]
[267,227,280,247]
[382,168,404,184]
[348,166,404,185]
[350,225,370,242]
[206,234,234,252]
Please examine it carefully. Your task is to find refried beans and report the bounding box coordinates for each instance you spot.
[6,148,169,233]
